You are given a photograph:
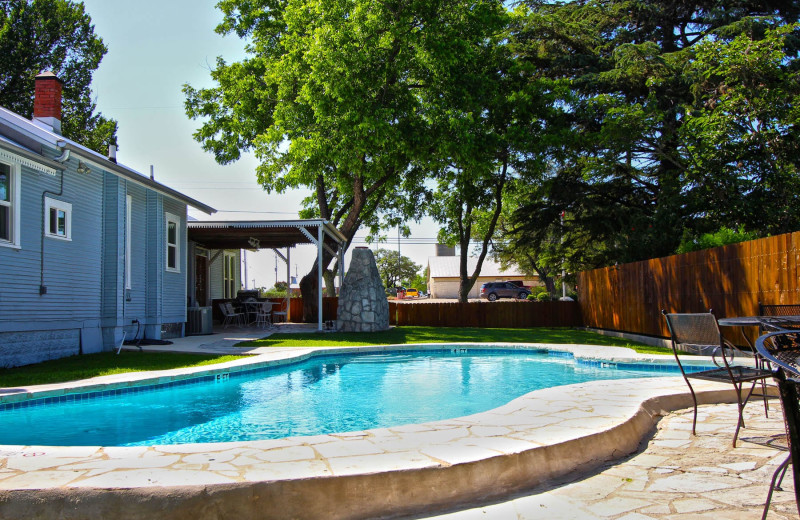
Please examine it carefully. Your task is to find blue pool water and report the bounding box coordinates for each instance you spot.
[0,349,683,446]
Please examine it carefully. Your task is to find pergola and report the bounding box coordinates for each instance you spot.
[187,219,348,331]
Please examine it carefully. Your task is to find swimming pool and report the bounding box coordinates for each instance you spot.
[0,348,687,447]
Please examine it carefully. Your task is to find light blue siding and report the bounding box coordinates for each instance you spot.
[0,147,192,367]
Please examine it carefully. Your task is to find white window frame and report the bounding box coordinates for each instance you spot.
[0,161,20,249]
[165,212,181,273]
[223,251,237,298]
[125,195,132,289]
[44,197,72,241]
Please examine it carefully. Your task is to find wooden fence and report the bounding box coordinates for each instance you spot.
[390,301,581,328]
[577,231,800,341]
[286,297,339,322]
[283,298,581,328]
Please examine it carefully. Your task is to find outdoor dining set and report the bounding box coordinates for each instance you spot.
[662,304,800,519]
[217,300,287,329]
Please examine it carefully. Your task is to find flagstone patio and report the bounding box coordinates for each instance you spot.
[0,336,793,519]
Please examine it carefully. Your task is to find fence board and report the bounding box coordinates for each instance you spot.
[389,301,581,328]
[577,230,800,342]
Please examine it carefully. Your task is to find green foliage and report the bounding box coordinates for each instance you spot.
[0,0,117,152]
[404,267,428,293]
[676,226,760,254]
[273,281,288,292]
[186,0,514,317]
[374,248,421,289]
[506,1,800,271]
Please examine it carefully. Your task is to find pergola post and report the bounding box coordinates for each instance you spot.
[317,224,324,331]
[286,246,291,322]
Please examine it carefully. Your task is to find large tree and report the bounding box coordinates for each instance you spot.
[374,249,421,290]
[508,1,799,269]
[425,7,557,302]
[186,0,508,320]
[0,0,117,152]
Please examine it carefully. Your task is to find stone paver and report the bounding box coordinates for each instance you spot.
[416,403,796,520]
[0,339,793,519]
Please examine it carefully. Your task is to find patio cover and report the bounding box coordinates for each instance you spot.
[188,219,347,330]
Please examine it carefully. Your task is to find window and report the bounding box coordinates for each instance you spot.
[44,197,72,240]
[165,212,180,272]
[125,195,132,289]
[224,251,236,298]
[0,162,19,247]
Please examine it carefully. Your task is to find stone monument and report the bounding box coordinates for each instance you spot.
[337,247,390,332]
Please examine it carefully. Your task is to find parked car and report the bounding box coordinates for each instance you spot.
[480,282,531,301]
[405,288,420,298]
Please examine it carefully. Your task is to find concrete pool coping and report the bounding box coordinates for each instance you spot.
[0,344,747,519]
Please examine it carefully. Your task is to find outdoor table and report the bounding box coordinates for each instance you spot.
[243,301,265,325]
[718,316,762,351]
[719,316,800,370]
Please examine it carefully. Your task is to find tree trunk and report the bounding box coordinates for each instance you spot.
[300,271,320,323]
[323,269,336,297]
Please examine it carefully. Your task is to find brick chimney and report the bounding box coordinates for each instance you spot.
[33,71,63,134]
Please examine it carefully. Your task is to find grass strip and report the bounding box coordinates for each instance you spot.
[239,326,672,355]
[0,352,244,388]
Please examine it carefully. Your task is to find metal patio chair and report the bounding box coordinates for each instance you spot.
[271,298,288,324]
[759,303,800,334]
[219,302,244,329]
[662,310,773,447]
[755,330,800,519]
[255,301,273,329]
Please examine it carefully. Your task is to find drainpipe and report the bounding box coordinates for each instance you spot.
[40,145,68,297]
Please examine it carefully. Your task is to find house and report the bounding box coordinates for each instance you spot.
[427,256,539,299]
[0,72,215,368]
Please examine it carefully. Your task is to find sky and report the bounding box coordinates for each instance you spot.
[78,0,443,289]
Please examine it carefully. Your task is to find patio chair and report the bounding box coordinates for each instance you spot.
[662,310,773,447]
[759,303,800,333]
[755,330,800,519]
[272,299,288,324]
[255,301,273,329]
[219,302,244,329]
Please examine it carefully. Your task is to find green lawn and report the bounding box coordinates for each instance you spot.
[239,326,670,354]
[0,352,244,388]
[0,327,672,388]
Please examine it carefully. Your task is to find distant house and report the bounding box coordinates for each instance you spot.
[427,256,539,299]
[0,72,215,368]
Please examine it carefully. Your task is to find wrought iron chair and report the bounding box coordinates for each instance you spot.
[662,310,773,447]
[759,303,800,334]
[271,298,288,324]
[255,301,273,329]
[218,302,244,328]
[756,330,800,519]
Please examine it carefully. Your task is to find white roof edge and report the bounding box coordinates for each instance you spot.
[0,106,216,215]
[188,219,347,243]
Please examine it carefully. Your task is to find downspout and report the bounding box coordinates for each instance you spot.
[40,148,69,297]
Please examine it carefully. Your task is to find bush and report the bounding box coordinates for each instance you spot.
[536,292,551,302]
[676,226,759,254]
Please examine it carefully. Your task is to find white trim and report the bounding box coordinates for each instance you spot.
[0,161,20,247]
[44,197,72,241]
[165,212,181,273]
[0,148,57,176]
[223,251,236,298]
[125,195,132,289]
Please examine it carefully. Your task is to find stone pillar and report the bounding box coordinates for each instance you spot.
[337,247,390,332]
